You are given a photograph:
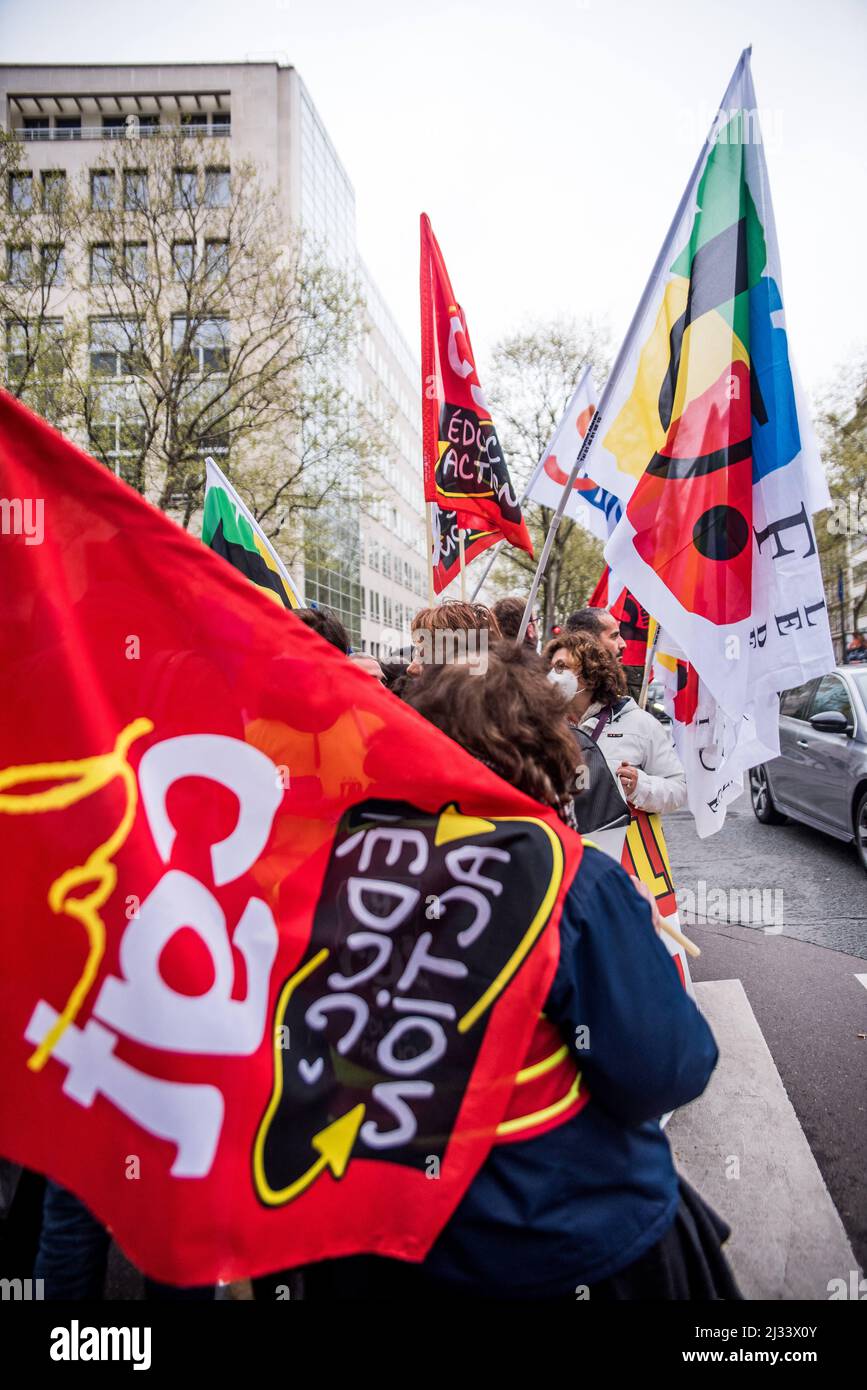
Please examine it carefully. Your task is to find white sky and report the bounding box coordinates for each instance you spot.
[2,0,865,396]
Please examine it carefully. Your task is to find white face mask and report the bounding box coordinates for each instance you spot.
[547,669,583,703]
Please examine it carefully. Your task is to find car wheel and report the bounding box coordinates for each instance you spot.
[855,791,867,874]
[749,765,787,825]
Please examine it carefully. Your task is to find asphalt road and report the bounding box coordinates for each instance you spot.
[666,790,867,1273]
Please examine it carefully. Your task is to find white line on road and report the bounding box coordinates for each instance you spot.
[856,973,867,993]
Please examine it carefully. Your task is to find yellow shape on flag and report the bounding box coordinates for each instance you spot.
[434,804,497,846]
[603,276,749,481]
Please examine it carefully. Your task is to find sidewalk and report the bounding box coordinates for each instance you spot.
[667,978,861,1300]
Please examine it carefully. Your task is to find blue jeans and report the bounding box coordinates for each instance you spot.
[35,1181,213,1300]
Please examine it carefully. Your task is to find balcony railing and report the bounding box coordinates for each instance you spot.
[13,123,231,142]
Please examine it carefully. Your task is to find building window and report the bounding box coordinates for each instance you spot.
[89,318,144,377]
[90,243,115,285]
[91,171,114,210]
[22,118,49,141]
[369,539,380,572]
[7,246,33,285]
[172,241,195,281]
[124,241,148,284]
[40,244,65,287]
[5,318,65,411]
[212,111,231,134]
[173,168,197,209]
[370,591,381,622]
[181,113,208,137]
[382,549,392,580]
[172,315,229,373]
[88,384,146,467]
[55,117,81,141]
[42,171,66,210]
[102,116,126,139]
[204,239,229,280]
[138,115,160,137]
[123,170,148,212]
[204,167,230,208]
[383,596,393,625]
[9,173,33,210]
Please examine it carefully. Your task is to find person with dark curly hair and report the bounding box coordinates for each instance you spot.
[406,642,583,821]
[544,630,687,815]
[299,643,736,1302]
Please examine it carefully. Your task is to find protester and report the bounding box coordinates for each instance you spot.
[293,606,351,654]
[490,595,539,648]
[300,647,735,1300]
[846,631,867,663]
[407,599,502,676]
[545,630,687,815]
[380,659,411,697]
[349,653,386,684]
[565,606,626,660]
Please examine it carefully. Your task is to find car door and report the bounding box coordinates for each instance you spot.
[792,673,857,834]
[769,678,820,814]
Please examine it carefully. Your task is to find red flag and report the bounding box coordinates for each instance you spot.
[0,392,581,1285]
[431,508,500,595]
[420,214,532,555]
[610,588,652,668]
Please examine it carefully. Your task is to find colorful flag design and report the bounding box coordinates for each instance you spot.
[0,392,583,1285]
[202,456,301,610]
[420,214,533,555]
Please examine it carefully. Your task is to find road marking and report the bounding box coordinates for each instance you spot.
[667,978,859,1299]
[856,974,867,993]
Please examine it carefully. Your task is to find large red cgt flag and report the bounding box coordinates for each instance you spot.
[0,392,581,1285]
[420,214,532,555]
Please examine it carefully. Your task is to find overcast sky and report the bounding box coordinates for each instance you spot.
[2,0,865,396]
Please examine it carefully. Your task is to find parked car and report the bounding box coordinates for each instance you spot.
[749,666,867,873]
[645,679,671,725]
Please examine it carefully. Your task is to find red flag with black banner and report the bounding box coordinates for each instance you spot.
[610,587,652,668]
[431,507,500,595]
[420,214,532,555]
[0,392,581,1285]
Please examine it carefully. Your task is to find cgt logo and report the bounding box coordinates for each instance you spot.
[253,799,563,1204]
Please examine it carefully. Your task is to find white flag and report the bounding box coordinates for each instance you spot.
[578,50,833,833]
[526,370,622,544]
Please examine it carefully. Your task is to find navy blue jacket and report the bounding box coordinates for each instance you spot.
[422,845,719,1297]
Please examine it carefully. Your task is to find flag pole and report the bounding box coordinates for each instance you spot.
[638,617,660,710]
[458,529,467,601]
[471,364,592,603]
[515,48,752,647]
[424,502,436,606]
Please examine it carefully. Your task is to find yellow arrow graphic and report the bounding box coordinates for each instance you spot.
[266,1102,366,1206]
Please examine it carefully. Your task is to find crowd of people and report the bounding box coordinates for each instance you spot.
[0,593,741,1302]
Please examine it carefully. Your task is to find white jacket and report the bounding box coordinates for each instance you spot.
[579,697,688,816]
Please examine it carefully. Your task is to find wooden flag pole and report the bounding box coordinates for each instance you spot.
[458,529,467,601]
[424,502,436,606]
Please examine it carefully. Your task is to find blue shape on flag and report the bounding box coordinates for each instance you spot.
[749,275,801,483]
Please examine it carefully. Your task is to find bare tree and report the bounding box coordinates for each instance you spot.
[486,317,612,636]
[816,349,867,649]
[54,130,371,535]
[0,130,82,422]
